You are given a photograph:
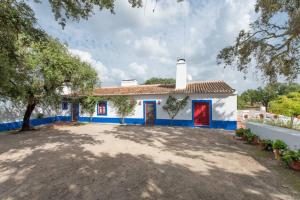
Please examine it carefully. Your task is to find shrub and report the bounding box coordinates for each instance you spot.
[272,140,287,150]
[244,130,258,144]
[260,139,273,151]
[282,150,300,165]
[235,128,246,137]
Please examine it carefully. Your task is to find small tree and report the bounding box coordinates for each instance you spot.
[110,96,137,124]
[163,96,189,121]
[269,92,300,128]
[80,96,107,121]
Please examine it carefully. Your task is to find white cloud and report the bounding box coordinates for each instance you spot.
[128,62,148,76]
[134,37,169,57]
[31,0,264,92]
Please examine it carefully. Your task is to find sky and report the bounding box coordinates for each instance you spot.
[30,0,267,93]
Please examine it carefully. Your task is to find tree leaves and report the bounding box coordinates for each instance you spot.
[163,95,189,119]
[218,0,300,83]
[144,77,176,85]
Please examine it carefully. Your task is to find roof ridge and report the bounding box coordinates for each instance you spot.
[188,80,224,84]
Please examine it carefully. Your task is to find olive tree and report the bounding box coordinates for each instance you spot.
[2,37,98,131]
[110,96,137,124]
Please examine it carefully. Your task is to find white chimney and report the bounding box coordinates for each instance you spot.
[121,79,138,87]
[176,59,187,89]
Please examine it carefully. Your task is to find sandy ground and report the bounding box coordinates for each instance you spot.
[0,124,299,200]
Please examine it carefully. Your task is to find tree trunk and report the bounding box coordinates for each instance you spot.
[290,116,294,129]
[21,96,36,131]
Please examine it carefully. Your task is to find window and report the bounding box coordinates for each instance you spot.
[97,101,107,115]
[62,102,68,110]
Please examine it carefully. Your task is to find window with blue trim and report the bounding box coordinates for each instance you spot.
[62,102,68,110]
[97,101,107,116]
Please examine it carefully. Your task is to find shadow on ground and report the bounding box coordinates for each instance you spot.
[0,124,299,200]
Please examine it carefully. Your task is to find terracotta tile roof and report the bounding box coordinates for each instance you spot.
[93,80,235,96]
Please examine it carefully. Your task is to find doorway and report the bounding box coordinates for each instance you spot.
[144,101,156,125]
[193,102,210,126]
[72,103,79,122]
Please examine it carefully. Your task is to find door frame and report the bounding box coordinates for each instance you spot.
[192,100,212,128]
[72,103,80,122]
[143,100,156,125]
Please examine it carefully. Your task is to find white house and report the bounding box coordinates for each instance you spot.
[63,59,237,130]
[0,59,237,131]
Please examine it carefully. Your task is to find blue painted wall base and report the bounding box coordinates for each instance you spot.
[0,116,237,132]
[0,116,71,132]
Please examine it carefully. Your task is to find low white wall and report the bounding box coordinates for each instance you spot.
[246,122,300,150]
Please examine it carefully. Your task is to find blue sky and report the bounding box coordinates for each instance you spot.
[30,0,267,93]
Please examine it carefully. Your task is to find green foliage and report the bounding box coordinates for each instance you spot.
[276,83,300,95]
[235,128,247,137]
[163,96,189,119]
[80,96,107,118]
[0,0,45,90]
[1,36,98,130]
[282,150,300,165]
[237,95,247,109]
[244,130,257,144]
[110,96,137,124]
[269,92,300,128]
[238,83,300,110]
[260,139,273,151]
[217,0,300,82]
[272,140,287,150]
[269,92,300,118]
[144,77,176,85]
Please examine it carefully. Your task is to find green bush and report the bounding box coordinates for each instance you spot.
[272,140,287,150]
[282,150,300,165]
[235,128,246,137]
[245,130,258,144]
[260,139,273,151]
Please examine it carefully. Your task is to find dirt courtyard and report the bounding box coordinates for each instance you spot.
[0,124,299,200]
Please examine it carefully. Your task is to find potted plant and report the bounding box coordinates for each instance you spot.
[244,130,259,145]
[259,139,273,151]
[272,140,287,160]
[282,150,300,171]
[235,128,245,140]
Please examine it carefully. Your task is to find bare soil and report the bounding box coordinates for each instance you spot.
[0,124,299,200]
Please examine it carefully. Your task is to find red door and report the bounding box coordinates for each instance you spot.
[194,102,210,126]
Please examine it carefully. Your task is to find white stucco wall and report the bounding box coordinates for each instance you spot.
[79,93,237,121]
[0,100,71,123]
[0,93,237,125]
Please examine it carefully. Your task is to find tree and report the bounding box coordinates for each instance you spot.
[110,96,137,124]
[1,37,98,131]
[163,96,189,120]
[144,77,176,85]
[217,0,300,83]
[269,92,300,128]
[255,85,278,111]
[276,82,300,95]
[80,96,107,121]
[237,95,247,109]
[240,89,260,106]
[0,0,141,90]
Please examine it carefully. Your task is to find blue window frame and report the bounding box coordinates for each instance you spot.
[97,101,107,116]
[62,102,68,110]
